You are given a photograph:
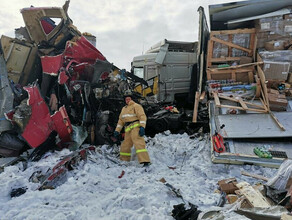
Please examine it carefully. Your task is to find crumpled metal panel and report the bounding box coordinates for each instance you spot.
[65,36,106,63]
[21,86,73,148]
[40,54,63,76]
[21,2,70,45]
[51,106,72,144]
[41,36,107,84]
[22,86,53,148]
[0,55,14,133]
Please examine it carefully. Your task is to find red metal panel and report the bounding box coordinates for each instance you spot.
[51,106,72,143]
[22,86,54,148]
[64,36,106,63]
[21,86,73,148]
[41,54,63,76]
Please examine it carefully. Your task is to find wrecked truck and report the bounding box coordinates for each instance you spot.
[0,1,135,160]
[132,39,209,135]
[196,0,292,167]
[0,1,205,164]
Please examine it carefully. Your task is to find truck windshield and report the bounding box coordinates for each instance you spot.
[133,67,144,79]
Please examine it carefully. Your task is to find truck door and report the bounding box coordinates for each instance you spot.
[193,7,210,122]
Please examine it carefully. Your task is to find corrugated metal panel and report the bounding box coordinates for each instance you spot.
[209,0,292,30]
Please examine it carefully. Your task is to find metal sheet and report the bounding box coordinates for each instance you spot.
[231,139,292,158]
[217,112,292,138]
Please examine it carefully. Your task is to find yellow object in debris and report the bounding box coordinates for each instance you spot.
[227,194,238,204]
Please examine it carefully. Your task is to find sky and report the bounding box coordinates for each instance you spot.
[0,0,244,70]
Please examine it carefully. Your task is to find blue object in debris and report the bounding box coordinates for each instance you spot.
[119,69,127,80]
[222,85,252,91]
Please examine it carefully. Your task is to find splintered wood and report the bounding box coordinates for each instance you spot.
[212,92,268,113]
[236,182,271,208]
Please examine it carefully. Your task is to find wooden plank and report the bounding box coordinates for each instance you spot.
[248,71,253,83]
[236,182,271,208]
[231,70,236,81]
[208,62,262,71]
[210,28,256,36]
[249,33,256,56]
[217,94,265,109]
[211,36,252,54]
[281,213,292,220]
[260,98,268,111]
[253,33,257,59]
[198,53,204,93]
[209,68,253,74]
[218,94,239,103]
[207,40,213,68]
[256,54,269,110]
[192,91,200,123]
[220,105,267,113]
[245,101,266,110]
[269,111,286,131]
[241,171,268,182]
[199,91,206,101]
[207,70,211,80]
[261,90,268,107]
[238,97,248,110]
[213,92,221,107]
[228,34,233,57]
[211,57,241,62]
[255,75,261,98]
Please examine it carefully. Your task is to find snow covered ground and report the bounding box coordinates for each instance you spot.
[0,131,278,220]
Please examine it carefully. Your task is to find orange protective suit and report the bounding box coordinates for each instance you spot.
[115,100,150,163]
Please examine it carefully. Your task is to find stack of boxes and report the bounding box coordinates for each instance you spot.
[255,12,292,111]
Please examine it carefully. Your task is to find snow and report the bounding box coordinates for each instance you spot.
[0,132,278,220]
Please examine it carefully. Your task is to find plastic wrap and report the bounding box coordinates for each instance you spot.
[256,16,284,35]
[212,33,251,58]
[232,33,250,57]
[212,34,228,58]
[266,159,292,191]
[259,50,292,72]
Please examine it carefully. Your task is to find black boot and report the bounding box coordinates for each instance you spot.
[142,162,150,167]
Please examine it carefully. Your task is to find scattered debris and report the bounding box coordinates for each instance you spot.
[172,203,201,220]
[118,170,125,178]
[241,171,269,182]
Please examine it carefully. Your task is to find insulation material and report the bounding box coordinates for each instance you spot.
[267,159,292,191]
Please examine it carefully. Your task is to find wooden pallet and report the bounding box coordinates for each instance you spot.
[207,28,256,68]
[213,92,268,113]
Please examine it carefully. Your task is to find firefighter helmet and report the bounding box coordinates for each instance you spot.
[123,89,133,98]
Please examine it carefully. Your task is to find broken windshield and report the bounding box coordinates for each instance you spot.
[133,67,144,78]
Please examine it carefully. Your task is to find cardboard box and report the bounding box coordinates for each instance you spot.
[263,61,290,81]
[218,178,238,194]
[268,93,288,111]
[288,73,292,83]
[284,13,292,21]
[240,56,253,65]
[255,18,284,34]
[264,40,286,50]
[267,88,280,95]
[268,93,286,100]
[285,177,292,189]
[283,20,292,34]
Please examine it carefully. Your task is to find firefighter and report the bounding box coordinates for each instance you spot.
[114,90,150,167]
